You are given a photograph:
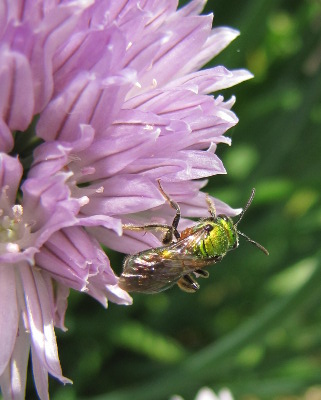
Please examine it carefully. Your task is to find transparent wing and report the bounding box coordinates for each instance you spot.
[167,228,206,256]
[165,228,223,269]
[119,228,220,294]
[119,250,185,294]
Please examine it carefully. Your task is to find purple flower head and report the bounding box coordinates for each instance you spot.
[0,0,252,398]
[33,0,251,253]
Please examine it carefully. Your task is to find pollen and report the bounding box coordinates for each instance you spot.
[161,249,172,258]
[0,204,28,250]
[6,242,20,253]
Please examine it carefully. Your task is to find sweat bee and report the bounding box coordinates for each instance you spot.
[119,181,268,294]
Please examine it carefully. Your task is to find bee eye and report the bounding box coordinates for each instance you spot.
[204,224,213,232]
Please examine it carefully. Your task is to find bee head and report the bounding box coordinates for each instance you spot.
[206,189,269,256]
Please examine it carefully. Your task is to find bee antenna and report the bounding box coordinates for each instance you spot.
[237,230,269,255]
[235,188,256,227]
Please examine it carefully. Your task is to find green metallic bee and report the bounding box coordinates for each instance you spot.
[119,181,268,294]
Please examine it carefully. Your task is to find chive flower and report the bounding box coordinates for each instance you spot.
[0,0,251,398]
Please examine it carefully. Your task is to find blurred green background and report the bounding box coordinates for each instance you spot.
[45,0,321,399]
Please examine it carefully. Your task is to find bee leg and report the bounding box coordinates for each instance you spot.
[122,223,172,233]
[206,194,216,218]
[123,180,181,244]
[157,180,180,241]
[177,274,200,293]
[194,269,209,278]
[122,223,176,245]
[162,228,175,244]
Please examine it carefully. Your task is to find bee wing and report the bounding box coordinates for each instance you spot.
[119,228,220,294]
[169,228,205,254]
[120,250,186,294]
[167,228,220,269]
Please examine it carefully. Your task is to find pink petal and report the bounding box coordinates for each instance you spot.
[30,124,95,179]
[31,345,49,400]
[53,25,127,92]
[37,70,136,141]
[80,175,165,216]
[93,226,161,255]
[169,67,253,94]
[180,27,240,74]
[125,148,226,181]
[78,215,123,235]
[0,317,30,400]
[176,0,207,16]
[0,47,34,131]
[0,266,18,375]
[41,274,69,332]
[0,119,13,152]
[22,173,80,247]
[0,153,23,202]
[129,14,213,94]
[88,280,133,306]
[31,2,91,112]
[116,1,177,36]
[154,180,240,218]
[53,283,69,331]
[71,129,160,181]
[19,266,70,384]
[35,241,90,293]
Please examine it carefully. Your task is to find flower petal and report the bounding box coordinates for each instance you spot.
[180,27,240,74]
[0,153,23,202]
[31,344,49,400]
[0,317,30,400]
[91,281,133,306]
[41,274,69,332]
[125,147,226,181]
[30,124,95,179]
[37,69,136,141]
[53,283,69,331]
[177,0,207,16]
[0,266,18,375]
[22,173,80,247]
[19,266,70,384]
[129,14,213,94]
[93,225,162,255]
[0,119,13,152]
[80,175,165,216]
[78,215,122,234]
[30,2,92,112]
[167,66,253,94]
[0,47,34,132]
